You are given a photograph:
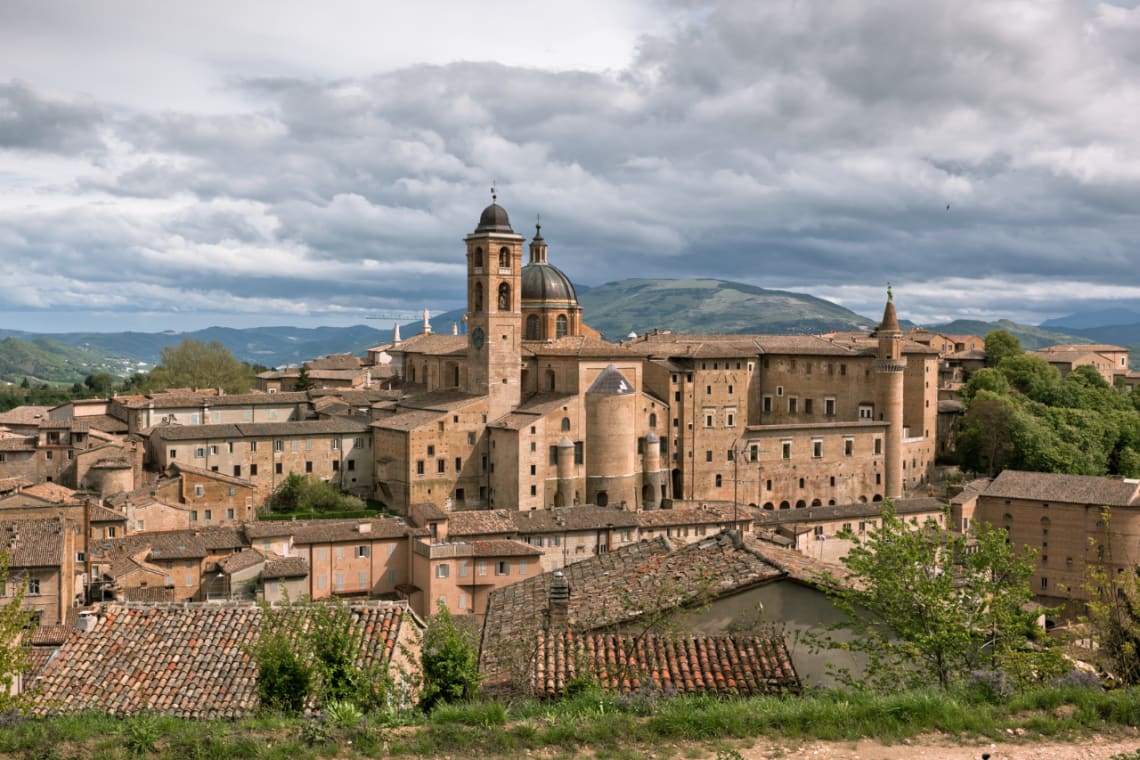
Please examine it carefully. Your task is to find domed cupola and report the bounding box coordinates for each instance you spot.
[521,219,578,305]
[475,202,513,234]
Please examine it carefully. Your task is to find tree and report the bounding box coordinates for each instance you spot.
[84,372,115,396]
[271,474,364,513]
[960,367,1009,404]
[814,505,1063,691]
[147,339,254,393]
[985,329,1022,369]
[1081,510,1140,685]
[0,553,33,712]
[996,354,1060,402]
[419,600,481,710]
[294,365,316,392]
[957,395,1021,475]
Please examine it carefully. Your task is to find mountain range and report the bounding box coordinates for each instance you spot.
[3,278,1135,385]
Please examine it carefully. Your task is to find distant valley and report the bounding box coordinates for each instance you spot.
[3,278,1135,385]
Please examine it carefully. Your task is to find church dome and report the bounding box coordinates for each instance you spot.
[475,203,513,233]
[522,262,578,304]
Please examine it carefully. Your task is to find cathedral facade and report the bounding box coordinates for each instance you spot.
[371,201,939,515]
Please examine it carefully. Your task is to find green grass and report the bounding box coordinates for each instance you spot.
[1,685,1138,758]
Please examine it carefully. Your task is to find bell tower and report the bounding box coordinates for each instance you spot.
[466,190,524,421]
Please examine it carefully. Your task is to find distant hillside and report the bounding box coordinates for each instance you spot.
[925,319,1088,350]
[0,337,130,385]
[1040,308,1140,330]
[578,279,875,340]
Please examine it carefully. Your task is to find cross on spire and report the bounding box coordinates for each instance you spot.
[490,181,497,205]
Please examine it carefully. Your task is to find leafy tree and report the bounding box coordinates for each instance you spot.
[0,554,31,712]
[250,604,312,714]
[420,600,481,710]
[84,372,115,395]
[147,339,254,393]
[996,354,1060,402]
[814,505,1063,691]
[18,377,29,390]
[1082,510,1140,685]
[294,365,316,392]
[984,329,1022,368]
[271,474,364,513]
[960,367,1009,404]
[957,395,1022,475]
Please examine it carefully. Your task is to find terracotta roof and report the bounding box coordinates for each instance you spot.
[950,478,992,506]
[372,408,447,432]
[78,415,129,434]
[262,556,308,579]
[1039,344,1124,353]
[473,540,543,557]
[122,392,309,410]
[637,504,749,529]
[0,518,66,567]
[522,335,639,358]
[243,516,419,543]
[0,477,32,493]
[0,436,35,451]
[481,532,792,682]
[20,482,80,504]
[392,333,468,356]
[620,334,763,359]
[512,506,639,534]
[122,587,176,603]
[98,527,242,562]
[29,625,73,646]
[983,470,1140,507]
[751,497,945,527]
[217,548,265,574]
[531,631,798,697]
[169,462,254,488]
[151,418,370,441]
[31,601,413,718]
[90,505,126,523]
[0,406,50,425]
[307,354,364,371]
[445,509,517,537]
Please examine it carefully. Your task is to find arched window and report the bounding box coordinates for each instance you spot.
[811,498,822,507]
[596,490,608,507]
[498,246,510,269]
[561,417,571,431]
[779,501,790,510]
[795,500,806,509]
[474,247,484,269]
[473,282,484,312]
[763,502,775,510]
[715,474,723,487]
[525,315,540,340]
[497,282,510,311]
[555,314,568,338]
[872,494,883,502]
[648,413,657,428]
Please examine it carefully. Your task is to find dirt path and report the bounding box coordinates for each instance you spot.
[722,729,1140,760]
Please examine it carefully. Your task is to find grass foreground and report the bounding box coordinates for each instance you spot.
[2,684,1138,759]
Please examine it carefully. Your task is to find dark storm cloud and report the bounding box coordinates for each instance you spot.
[0,81,104,154]
[4,0,1140,329]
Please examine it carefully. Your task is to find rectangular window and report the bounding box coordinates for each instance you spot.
[356,546,369,558]
[459,561,468,577]
[233,465,241,477]
[859,404,874,420]
[530,484,537,496]
[305,461,313,473]
[335,573,345,590]
[726,411,735,427]
[788,397,798,414]
[317,576,327,590]
[250,441,258,452]
[496,561,509,576]
[844,438,854,457]
[874,438,882,456]
[194,484,204,496]
[168,448,176,460]
[417,460,425,475]
[250,464,258,476]
[705,450,713,462]
[427,444,435,457]
[437,459,446,473]
[574,442,583,465]
[273,440,283,452]
[519,560,528,575]
[804,399,813,415]
[705,413,714,427]
[436,564,449,578]
[209,444,219,456]
[204,509,212,520]
[26,577,40,596]
[331,438,340,450]
[275,462,282,474]
[227,508,234,520]
[194,447,206,458]
[750,445,758,462]
[191,511,198,522]
[332,460,340,472]
[478,561,488,576]
[825,398,836,416]
[781,441,791,460]
[812,440,823,458]
[727,449,734,462]
[458,592,468,610]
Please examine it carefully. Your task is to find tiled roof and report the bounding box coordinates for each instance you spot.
[122,587,176,603]
[151,418,370,441]
[0,477,33,493]
[372,408,446,432]
[0,436,35,451]
[31,601,413,719]
[20,482,80,504]
[29,625,73,646]
[308,354,364,370]
[0,519,65,567]
[620,334,762,359]
[473,540,543,557]
[531,631,799,697]
[392,333,468,356]
[217,548,265,574]
[78,414,129,434]
[984,470,1140,507]
[169,462,254,488]
[244,516,418,543]
[522,335,639,358]
[90,505,126,523]
[262,556,308,579]
[637,504,749,529]
[122,392,310,410]
[512,506,639,534]
[950,478,992,506]
[0,406,50,425]
[480,532,792,682]
[446,509,517,537]
[751,497,945,527]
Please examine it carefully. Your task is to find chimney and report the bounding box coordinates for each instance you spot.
[548,571,570,631]
[357,522,372,533]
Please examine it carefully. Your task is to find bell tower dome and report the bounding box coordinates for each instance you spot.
[466,189,524,421]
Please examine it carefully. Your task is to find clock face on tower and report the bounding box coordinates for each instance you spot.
[471,327,485,350]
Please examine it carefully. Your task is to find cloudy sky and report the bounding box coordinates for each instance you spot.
[3,0,1140,333]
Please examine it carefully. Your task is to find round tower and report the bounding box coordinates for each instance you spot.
[873,287,906,499]
[585,365,637,508]
[555,435,575,508]
[642,430,663,510]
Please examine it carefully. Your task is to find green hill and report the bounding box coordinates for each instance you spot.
[925,319,1089,350]
[0,337,129,386]
[577,279,875,340]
